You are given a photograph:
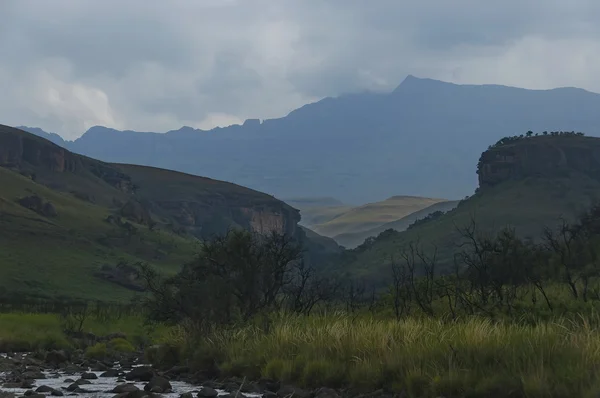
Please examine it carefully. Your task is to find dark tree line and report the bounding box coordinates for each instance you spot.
[488,130,585,150]
[138,230,369,333]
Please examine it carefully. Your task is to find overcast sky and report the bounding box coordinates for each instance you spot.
[2,0,600,139]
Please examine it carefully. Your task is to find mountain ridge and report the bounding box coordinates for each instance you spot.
[19,75,600,203]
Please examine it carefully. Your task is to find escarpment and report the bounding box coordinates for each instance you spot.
[477,134,600,189]
[0,124,301,238]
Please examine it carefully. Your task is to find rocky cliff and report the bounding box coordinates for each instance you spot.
[0,124,301,239]
[477,134,600,189]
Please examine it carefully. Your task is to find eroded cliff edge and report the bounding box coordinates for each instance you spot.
[477,134,600,189]
[0,124,300,238]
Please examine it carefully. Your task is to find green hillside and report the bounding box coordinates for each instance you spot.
[0,166,199,301]
[0,125,306,301]
[344,176,600,282]
[334,200,460,248]
[343,133,600,282]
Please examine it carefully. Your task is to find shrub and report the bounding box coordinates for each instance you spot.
[85,343,107,359]
[108,337,135,353]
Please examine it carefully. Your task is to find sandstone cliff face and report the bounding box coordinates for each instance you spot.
[0,126,78,172]
[477,136,600,188]
[156,200,300,238]
[241,206,299,237]
[1,125,302,240]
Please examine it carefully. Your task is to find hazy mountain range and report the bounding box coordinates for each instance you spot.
[19,75,600,204]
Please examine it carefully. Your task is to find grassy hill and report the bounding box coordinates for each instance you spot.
[309,196,449,239]
[334,200,460,248]
[342,134,600,282]
[285,197,353,227]
[0,125,306,301]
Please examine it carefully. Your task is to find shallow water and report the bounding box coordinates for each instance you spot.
[0,360,260,398]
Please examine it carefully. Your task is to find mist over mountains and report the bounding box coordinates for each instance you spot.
[19,75,600,204]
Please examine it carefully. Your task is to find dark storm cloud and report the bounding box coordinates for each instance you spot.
[1,0,600,138]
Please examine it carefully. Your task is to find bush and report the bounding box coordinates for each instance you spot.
[85,343,107,359]
[108,337,135,353]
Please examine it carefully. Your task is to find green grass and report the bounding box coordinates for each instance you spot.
[0,312,171,352]
[188,312,600,397]
[0,167,198,301]
[0,313,71,352]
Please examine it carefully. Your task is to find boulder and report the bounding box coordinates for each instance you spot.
[22,371,45,380]
[45,350,68,367]
[75,379,92,385]
[42,202,58,217]
[125,367,154,382]
[144,376,172,393]
[35,386,54,393]
[101,369,122,378]
[180,393,194,398]
[197,387,219,398]
[112,384,141,394]
[81,372,98,380]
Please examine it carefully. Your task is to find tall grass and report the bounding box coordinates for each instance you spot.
[0,312,171,352]
[191,312,600,397]
[0,313,70,352]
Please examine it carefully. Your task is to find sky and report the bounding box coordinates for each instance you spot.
[2,0,600,140]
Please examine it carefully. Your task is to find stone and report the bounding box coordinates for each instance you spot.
[224,383,240,393]
[75,379,92,385]
[35,386,54,393]
[144,376,172,393]
[112,384,141,394]
[45,350,68,367]
[101,369,122,378]
[22,371,45,380]
[51,390,64,397]
[125,366,154,382]
[81,372,98,380]
[197,387,219,398]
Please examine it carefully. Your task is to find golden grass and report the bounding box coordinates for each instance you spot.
[191,313,600,397]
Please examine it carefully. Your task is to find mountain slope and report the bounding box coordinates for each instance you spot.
[311,196,448,238]
[335,200,460,248]
[21,76,600,203]
[0,125,310,301]
[342,134,600,282]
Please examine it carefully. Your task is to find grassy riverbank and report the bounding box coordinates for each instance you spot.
[0,312,170,352]
[188,313,600,398]
[5,311,600,397]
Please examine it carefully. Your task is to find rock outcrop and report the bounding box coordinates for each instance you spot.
[18,195,58,217]
[477,135,600,189]
[1,124,302,240]
[0,125,79,172]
